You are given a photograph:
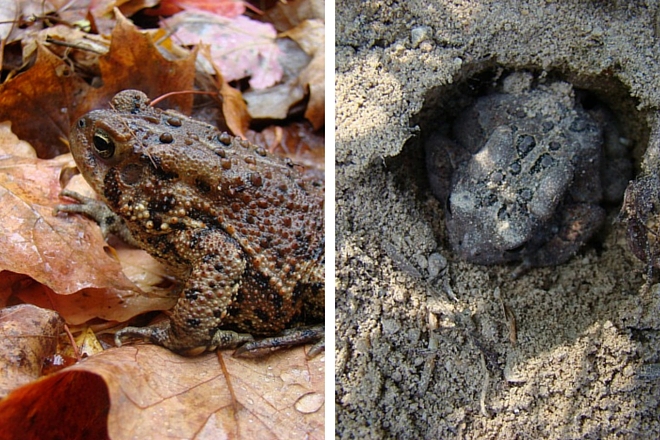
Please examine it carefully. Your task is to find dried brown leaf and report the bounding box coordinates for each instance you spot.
[0,0,58,43]
[301,50,324,129]
[0,10,196,158]
[90,0,160,21]
[0,369,110,439]
[21,24,107,70]
[282,19,325,129]
[241,37,309,122]
[0,304,63,397]
[0,126,175,325]
[243,82,305,120]
[0,345,324,439]
[246,122,325,170]
[264,0,325,32]
[0,121,36,158]
[82,11,197,114]
[0,43,87,157]
[200,45,250,137]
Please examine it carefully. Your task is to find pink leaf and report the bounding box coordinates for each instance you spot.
[164,11,283,89]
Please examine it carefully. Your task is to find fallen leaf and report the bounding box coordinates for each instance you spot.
[246,122,325,171]
[148,0,246,18]
[0,120,36,158]
[0,345,324,439]
[82,11,197,114]
[301,50,324,129]
[117,0,161,18]
[71,326,105,358]
[0,125,176,325]
[163,10,283,89]
[50,1,93,29]
[264,0,325,32]
[0,43,87,157]
[241,19,325,128]
[282,19,325,129]
[243,81,305,120]
[0,369,110,440]
[241,36,310,121]
[199,45,251,137]
[0,1,20,42]
[90,0,160,23]
[0,10,196,158]
[0,304,63,397]
[20,24,107,72]
[0,0,58,44]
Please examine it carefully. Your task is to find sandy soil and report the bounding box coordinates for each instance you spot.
[335,1,660,438]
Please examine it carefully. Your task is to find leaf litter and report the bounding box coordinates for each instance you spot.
[0,1,325,438]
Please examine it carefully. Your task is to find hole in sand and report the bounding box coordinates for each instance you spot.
[397,64,649,272]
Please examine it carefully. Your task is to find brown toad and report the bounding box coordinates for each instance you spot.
[57,90,324,356]
[426,72,611,271]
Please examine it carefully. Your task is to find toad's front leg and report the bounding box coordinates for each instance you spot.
[55,189,139,246]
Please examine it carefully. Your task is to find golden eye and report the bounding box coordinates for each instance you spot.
[93,130,115,159]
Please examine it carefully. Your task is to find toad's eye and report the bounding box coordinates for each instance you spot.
[93,130,115,159]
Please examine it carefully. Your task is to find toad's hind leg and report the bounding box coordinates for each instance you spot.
[232,324,325,358]
[116,232,254,356]
[516,203,605,276]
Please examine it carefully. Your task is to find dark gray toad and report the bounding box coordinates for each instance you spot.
[426,72,617,271]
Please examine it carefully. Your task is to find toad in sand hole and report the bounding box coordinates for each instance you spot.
[425,71,630,273]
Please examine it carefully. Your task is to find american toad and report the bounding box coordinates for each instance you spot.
[57,90,324,356]
[425,72,611,271]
